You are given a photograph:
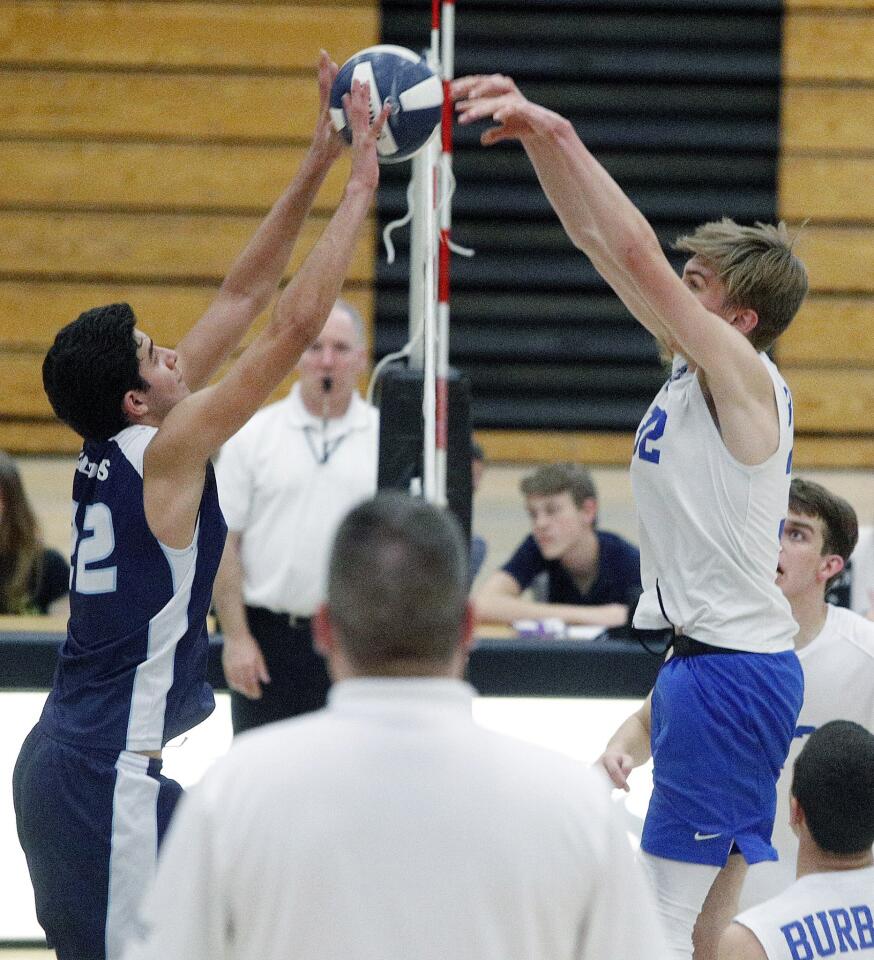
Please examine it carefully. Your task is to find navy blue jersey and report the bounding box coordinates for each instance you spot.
[502,531,641,607]
[40,426,227,752]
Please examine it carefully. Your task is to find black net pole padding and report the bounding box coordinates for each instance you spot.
[376,365,473,544]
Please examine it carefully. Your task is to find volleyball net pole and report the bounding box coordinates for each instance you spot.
[400,0,457,507]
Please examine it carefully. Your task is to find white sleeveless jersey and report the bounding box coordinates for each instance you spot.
[630,353,797,652]
[741,605,874,908]
[735,866,874,960]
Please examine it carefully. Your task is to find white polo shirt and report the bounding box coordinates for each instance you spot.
[740,604,874,909]
[124,678,670,960]
[215,384,379,615]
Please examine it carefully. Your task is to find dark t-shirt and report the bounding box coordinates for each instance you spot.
[502,531,641,607]
[30,547,70,614]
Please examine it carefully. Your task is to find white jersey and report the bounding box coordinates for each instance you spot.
[735,866,874,960]
[123,679,669,960]
[850,526,874,617]
[742,605,874,908]
[630,353,797,652]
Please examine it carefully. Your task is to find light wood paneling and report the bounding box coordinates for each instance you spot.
[0,352,55,418]
[0,0,379,456]
[778,296,874,366]
[476,430,874,469]
[783,368,874,433]
[0,3,376,70]
[792,226,874,293]
[783,13,874,81]
[785,0,874,9]
[0,281,373,349]
[0,71,321,141]
[0,420,80,454]
[0,211,374,282]
[792,435,874,469]
[6,423,874,466]
[782,88,874,153]
[478,430,634,466]
[0,141,353,212]
[779,157,874,221]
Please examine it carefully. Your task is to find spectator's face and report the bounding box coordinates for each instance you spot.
[297,306,366,405]
[525,491,595,561]
[777,509,830,600]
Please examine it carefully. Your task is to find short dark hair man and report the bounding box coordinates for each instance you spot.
[12,63,386,960]
[475,462,640,629]
[720,720,874,960]
[123,493,669,960]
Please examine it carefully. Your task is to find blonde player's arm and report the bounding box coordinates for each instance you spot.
[718,922,768,960]
[454,75,779,463]
[143,83,388,550]
[597,691,652,791]
[473,570,628,628]
[175,52,344,392]
[213,532,270,700]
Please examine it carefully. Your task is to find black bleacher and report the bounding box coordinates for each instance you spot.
[376,0,781,431]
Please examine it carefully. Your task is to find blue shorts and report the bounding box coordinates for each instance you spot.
[641,648,803,867]
[12,724,183,960]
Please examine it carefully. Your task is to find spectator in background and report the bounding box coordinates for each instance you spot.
[213,299,379,734]
[123,492,669,960]
[469,439,488,581]
[0,450,68,616]
[473,462,640,628]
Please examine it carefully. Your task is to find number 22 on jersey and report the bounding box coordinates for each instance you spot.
[634,406,668,464]
[71,502,117,594]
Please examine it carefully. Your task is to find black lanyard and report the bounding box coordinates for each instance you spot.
[302,423,349,465]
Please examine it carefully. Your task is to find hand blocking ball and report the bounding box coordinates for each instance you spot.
[329,45,443,164]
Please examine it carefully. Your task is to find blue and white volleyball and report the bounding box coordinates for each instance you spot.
[330,45,443,164]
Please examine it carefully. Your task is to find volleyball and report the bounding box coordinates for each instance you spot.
[329,45,443,164]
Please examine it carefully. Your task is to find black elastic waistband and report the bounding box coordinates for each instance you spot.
[672,635,741,657]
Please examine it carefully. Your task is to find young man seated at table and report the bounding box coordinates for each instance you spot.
[473,463,641,630]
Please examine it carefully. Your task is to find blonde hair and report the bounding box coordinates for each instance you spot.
[673,218,808,351]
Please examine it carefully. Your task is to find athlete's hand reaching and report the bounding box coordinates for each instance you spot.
[309,50,344,167]
[598,749,634,792]
[452,74,565,146]
[344,79,390,195]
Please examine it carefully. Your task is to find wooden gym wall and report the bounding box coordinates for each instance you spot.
[0,0,378,455]
[1,2,870,467]
[777,0,874,468]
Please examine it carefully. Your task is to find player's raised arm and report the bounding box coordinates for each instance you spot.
[452,75,784,436]
[144,81,388,547]
[175,51,344,392]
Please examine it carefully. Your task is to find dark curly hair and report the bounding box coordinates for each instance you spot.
[43,303,148,441]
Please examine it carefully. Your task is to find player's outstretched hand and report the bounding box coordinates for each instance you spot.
[342,79,390,194]
[597,750,634,792]
[452,74,563,146]
[310,50,344,165]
